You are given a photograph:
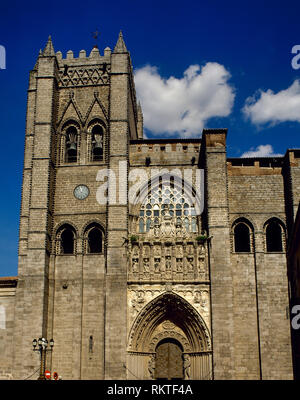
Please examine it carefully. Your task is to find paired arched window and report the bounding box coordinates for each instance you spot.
[56,222,104,255]
[61,118,105,164]
[265,219,284,252]
[233,221,252,252]
[232,217,285,253]
[84,223,104,254]
[56,224,76,255]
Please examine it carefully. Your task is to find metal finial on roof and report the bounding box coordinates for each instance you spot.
[92,29,100,48]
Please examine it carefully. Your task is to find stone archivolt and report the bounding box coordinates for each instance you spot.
[128,291,211,354]
[128,285,211,334]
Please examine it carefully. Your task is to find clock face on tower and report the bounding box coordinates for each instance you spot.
[74,184,89,200]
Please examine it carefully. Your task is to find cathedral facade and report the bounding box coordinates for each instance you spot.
[0,33,297,380]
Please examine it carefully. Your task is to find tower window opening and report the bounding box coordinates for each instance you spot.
[266,221,283,252]
[65,126,78,163]
[234,223,251,252]
[91,125,103,161]
[61,228,75,254]
[88,227,103,253]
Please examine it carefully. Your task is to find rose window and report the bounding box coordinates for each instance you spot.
[138,184,197,234]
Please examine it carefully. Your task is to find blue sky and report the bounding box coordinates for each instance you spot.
[0,0,300,276]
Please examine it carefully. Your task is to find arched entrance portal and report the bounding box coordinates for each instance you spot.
[127,292,212,380]
[155,339,183,380]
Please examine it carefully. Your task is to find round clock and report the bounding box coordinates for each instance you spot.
[74,185,89,200]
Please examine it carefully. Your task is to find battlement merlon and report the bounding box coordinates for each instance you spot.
[31,31,133,69]
[55,47,112,66]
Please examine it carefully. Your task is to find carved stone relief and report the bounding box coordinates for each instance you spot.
[176,258,183,272]
[154,258,161,272]
[143,258,150,273]
[128,240,208,282]
[131,258,139,273]
[127,290,212,354]
[128,284,211,331]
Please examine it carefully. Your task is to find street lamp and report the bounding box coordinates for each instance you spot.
[32,337,54,380]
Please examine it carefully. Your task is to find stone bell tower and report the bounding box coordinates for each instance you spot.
[12,32,139,379]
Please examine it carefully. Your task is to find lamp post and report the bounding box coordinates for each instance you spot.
[32,337,54,380]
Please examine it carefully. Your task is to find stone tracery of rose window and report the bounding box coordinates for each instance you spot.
[138,182,198,236]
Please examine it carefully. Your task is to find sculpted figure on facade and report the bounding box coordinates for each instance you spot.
[176,222,182,237]
[165,256,172,271]
[154,258,161,272]
[154,245,161,257]
[132,258,139,273]
[137,290,145,304]
[194,290,201,304]
[148,355,155,379]
[200,290,208,309]
[176,258,183,272]
[197,256,205,273]
[143,258,150,273]
[154,223,160,237]
[132,245,139,257]
[183,354,191,379]
[187,257,194,272]
[177,245,183,258]
[187,244,194,256]
[160,206,175,237]
[143,245,150,258]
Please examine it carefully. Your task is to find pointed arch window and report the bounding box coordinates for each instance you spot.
[91,124,103,161]
[87,227,103,253]
[65,125,78,163]
[265,219,284,252]
[56,224,76,255]
[234,222,251,252]
[84,223,104,254]
[88,119,105,162]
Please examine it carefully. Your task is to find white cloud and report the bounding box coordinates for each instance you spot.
[241,144,283,158]
[134,63,235,137]
[243,80,300,126]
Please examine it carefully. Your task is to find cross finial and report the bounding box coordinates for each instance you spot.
[92,29,100,48]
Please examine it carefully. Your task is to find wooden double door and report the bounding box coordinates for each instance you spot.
[155,339,184,380]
